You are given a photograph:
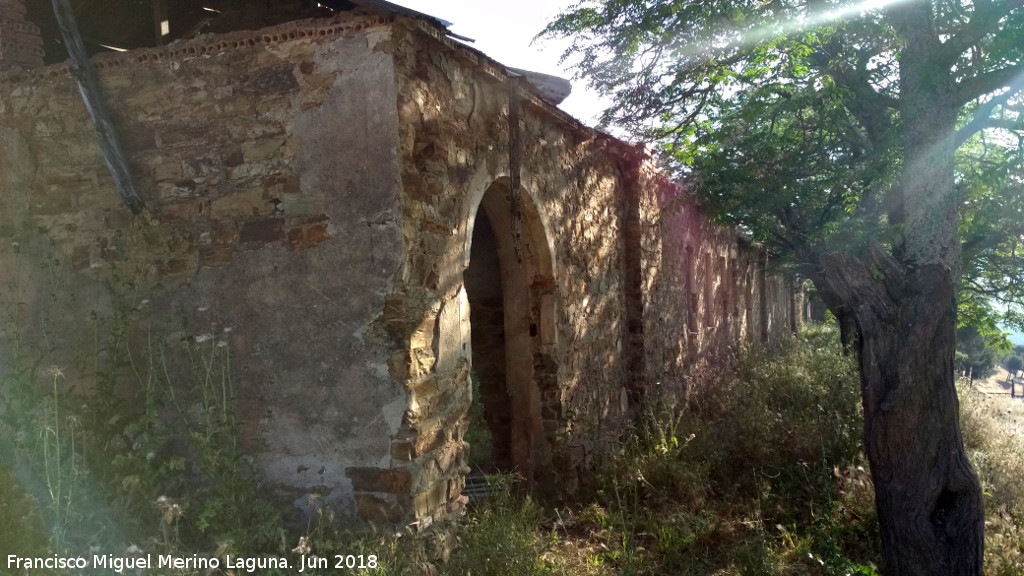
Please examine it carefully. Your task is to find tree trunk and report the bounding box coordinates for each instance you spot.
[814,252,984,575]
[860,301,982,576]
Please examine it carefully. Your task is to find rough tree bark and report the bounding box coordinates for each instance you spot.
[813,246,983,575]
[808,12,986,567]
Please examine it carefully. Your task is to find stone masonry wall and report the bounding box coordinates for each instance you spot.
[0,0,43,71]
[0,6,803,530]
[383,19,635,525]
[0,13,408,524]
[637,164,801,404]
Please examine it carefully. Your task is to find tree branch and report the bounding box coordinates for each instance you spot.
[954,67,1024,147]
[809,47,896,145]
[936,0,1024,67]
[956,61,1024,106]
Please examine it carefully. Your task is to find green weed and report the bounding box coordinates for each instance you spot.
[3,305,1022,576]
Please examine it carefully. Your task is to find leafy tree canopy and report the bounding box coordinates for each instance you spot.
[1005,354,1023,375]
[956,325,1002,376]
[545,0,1024,335]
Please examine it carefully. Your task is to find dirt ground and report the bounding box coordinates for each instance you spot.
[970,366,1024,398]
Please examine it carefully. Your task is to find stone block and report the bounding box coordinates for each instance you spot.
[447,475,465,500]
[411,346,435,377]
[286,214,330,251]
[210,188,269,219]
[433,445,460,476]
[159,201,202,222]
[354,494,404,524]
[199,245,234,268]
[409,313,436,350]
[158,125,210,148]
[263,174,301,196]
[211,220,238,244]
[159,257,196,277]
[242,137,286,163]
[447,495,469,515]
[31,185,77,216]
[345,467,412,494]
[414,424,444,456]
[71,244,90,270]
[412,481,448,519]
[387,349,411,380]
[436,287,469,374]
[408,376,438,415]
[239,218,285,244]
[224,149,244,167]
[391,440,415,462]
[152,161,183,182]
[120,123,156,150]
[156,179,198,200]
[243,64,299,97]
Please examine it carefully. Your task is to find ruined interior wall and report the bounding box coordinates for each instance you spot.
[637,167,800,405]
[388,20,633,523]
[0,14,407,524]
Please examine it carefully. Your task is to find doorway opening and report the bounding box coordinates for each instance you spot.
[463,178,557,482]
[464,210,510,473]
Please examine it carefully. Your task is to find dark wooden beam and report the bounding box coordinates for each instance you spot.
[50,0,145,214]
[507,76,523,263]
[153,0,168,46]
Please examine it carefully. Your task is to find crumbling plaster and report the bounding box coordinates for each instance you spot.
[1,13,413,523]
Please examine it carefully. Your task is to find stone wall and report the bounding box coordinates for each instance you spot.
[0,0,43,71]
[0,13,409,524]
[637,164,801,404]
[0,6,801,530]
[384,19,635,524]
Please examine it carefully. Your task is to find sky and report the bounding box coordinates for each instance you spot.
[386,0,608,125]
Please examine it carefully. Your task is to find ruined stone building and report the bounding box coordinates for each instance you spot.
[0,0,800,527]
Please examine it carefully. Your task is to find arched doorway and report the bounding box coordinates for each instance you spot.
[463,178,557,483]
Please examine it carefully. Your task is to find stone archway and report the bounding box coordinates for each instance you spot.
[463,178,557,483]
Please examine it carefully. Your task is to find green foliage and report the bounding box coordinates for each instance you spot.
[465,371,494,471]
[154,337,286,555]
[957,325,1004,377]
[0,467,51,564]
[442,478,563,576]
[0,263,284,564]
[296,509,419,576]
[0,361,124,557]
[544,0,1024,335]
[1006,356,1023,377]
[568,326,875,575]
[6,324,1024,574]
[547,6,1021,565]
[957,137,1024,334]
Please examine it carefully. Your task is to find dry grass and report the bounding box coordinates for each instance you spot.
[4,328,1024,575]
[959,383,1024,575]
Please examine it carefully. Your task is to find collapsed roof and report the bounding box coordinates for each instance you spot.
[26,0,571,104]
